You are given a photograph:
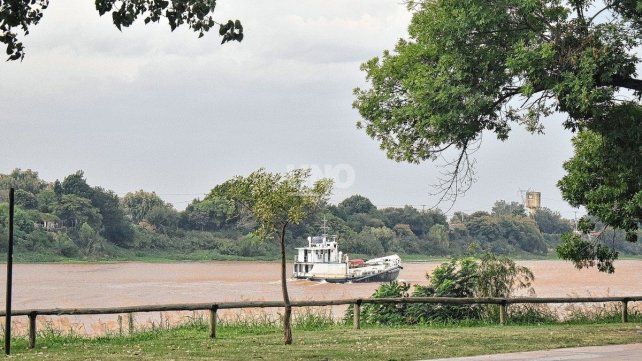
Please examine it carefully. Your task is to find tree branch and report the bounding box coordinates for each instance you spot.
[609,76,642,92]
[588,5,612,25]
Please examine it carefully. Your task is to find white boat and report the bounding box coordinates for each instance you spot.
[292,222,402,283]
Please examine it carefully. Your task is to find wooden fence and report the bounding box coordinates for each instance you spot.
[2,296,640,349]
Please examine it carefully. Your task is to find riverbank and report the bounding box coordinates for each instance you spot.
[6,322,641,360]
[2,250,453,264]
[6,249,641,264]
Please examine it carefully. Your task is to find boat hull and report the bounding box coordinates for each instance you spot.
[307,267,401,284]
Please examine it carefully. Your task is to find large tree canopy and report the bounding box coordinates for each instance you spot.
[353,0,642,269]
[0,0,243,60]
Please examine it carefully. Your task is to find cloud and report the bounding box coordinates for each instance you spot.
[0,1,579,217]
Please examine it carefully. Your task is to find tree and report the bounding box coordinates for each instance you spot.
[76,222,103,256]
[14,189,38,209]
[61,172,134,245]
[223,169,332,345]
[492,200,526,217]
[353,0,642,269]
[556,216,619,273]
[534,207,573,234]
[337,195,376,216]
[0,168,46,201]
[475,253,534,298]
[559,110,641,239]
[91,187,134,246]
[0,0,243,61]
[55,194,102,229]
[121,190,167,224]
[428,224,449,247]
[36,188,57,213]
[61,171,94,199]
[182,195,235,230]
[145,204,179,231]
[380,206,447,237]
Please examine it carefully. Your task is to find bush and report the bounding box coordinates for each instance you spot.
[345,282,410,325]
[349,254,537,325]
[57,233,80,258]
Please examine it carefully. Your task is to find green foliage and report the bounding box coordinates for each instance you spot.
[36,189,57,213]
[428,224,449,247]
[462,212,547,254]
[352,254,536,325]
[56,233,79,258]
[91,187,133,246]
[475,253,534,298]
[2,168,639,261]
[222,168,333,344]
[76,222,103,254]
[55,194,102,230]
[0,203,36,236]
[354,0,642,268]
[181,195,235,231]
[0,168,46,196]
[492,201,526,217]
[223,168,333,241]
[558,110,641,240]
[61,171,94,199]
[122,190,167,224]
[534,207,573,234]
[145,205,179,232]
[337,195,376,216]
[556,232,618,273]
[407,258,483,323]
[1,0,242,61]
[346,282,411,325]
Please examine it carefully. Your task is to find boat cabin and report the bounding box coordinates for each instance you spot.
[293,235,347,279]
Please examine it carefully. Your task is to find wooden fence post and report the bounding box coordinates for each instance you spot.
[353,300,361,330]
[621,300,628,323]
[209,305,218,339]
[28,312,37,349]
[128,313,134,334]
[499,301,507,325]
[118,315,123,336]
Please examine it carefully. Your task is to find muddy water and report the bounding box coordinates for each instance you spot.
[1,260,640,335]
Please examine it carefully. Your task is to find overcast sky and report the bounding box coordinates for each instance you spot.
[0,0,581,218]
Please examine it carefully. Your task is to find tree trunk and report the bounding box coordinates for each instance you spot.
[279,222,293,345]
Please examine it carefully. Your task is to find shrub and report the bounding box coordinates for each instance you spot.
[349,254,537,325]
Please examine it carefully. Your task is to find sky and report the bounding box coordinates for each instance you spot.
[0,0,581,218]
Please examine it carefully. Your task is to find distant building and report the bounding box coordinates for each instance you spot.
[524,191,541,216]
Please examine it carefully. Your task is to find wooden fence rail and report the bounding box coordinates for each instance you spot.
[2,295,640,349]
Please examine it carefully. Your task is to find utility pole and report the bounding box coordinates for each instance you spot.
[4,188,15,355]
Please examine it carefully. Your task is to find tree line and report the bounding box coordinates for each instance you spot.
[0,168,639,261]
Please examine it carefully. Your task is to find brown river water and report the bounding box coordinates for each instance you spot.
[1,260,640,335]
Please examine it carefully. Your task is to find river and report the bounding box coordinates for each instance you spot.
[1,260,640,335]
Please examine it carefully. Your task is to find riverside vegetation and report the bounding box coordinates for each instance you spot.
[1,169,641,263]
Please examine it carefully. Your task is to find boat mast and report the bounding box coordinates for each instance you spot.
[321,215,329,238]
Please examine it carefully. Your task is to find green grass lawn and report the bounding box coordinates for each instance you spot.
[6,322,641,360]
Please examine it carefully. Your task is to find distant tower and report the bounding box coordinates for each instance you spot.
[524,191,541,216]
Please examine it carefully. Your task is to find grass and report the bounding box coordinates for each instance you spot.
[4,321,641,360]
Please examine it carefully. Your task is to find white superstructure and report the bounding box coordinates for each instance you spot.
[292,220,402,283]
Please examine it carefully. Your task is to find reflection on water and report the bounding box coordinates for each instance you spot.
[0,260,640,335]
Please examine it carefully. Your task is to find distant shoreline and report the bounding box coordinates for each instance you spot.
[0,254,640,265]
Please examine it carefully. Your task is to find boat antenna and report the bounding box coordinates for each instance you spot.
[321,215,329,237]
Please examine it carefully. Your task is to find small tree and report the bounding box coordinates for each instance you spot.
[224,169,332,344]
